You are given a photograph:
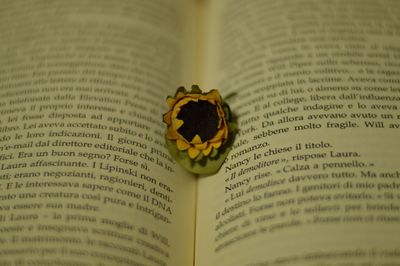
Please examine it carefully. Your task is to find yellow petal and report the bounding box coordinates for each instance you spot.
[202,145,213,156]
[176,139,190,150]
[188,147,200,159]
[167,127,179,140]
[191,134,202,144]
[209,128,225,142]
[215,128,225,138]
[195,142,208,150]
[217,105,226,120]
[176,91,186,99]
[167,97,176,108]
[207,99,216,105]
[173,119,184,129]
[206,90,222,103]
[173,97,194,114]
[187,93,202,98]
[211,141,222,149]
[171,104,181,118]
[223,127,229,139]
[163,111,172,124]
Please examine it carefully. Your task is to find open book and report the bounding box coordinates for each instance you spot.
[1,0,400,265]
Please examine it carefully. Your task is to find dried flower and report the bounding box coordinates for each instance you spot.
[163,85,236,175]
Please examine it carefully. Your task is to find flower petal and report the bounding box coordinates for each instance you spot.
[211,141,222,149]
[172,97,194,117]
[176,91,186,99]
[176,139,190,150]
[206,90,222,103]
[223,126,229,139]
[188,147,201,159]
[167,126,179,139]
[191,134,202,144]
[195,142,208,150]
[202,145,213,156]
[163,111,172,124]
[173,119,184,129]
[167,97,176,108]
[209,128,225,142]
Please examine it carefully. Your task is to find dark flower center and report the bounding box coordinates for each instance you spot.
[177,100,219,142]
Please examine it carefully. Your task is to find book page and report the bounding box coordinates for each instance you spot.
[0,1,197,265]
[196,0,400,265]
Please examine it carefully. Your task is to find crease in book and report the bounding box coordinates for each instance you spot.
[0,0,399,265]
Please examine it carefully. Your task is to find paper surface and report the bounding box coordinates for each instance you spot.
[196,0,400,265]
[0,1,197,265]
